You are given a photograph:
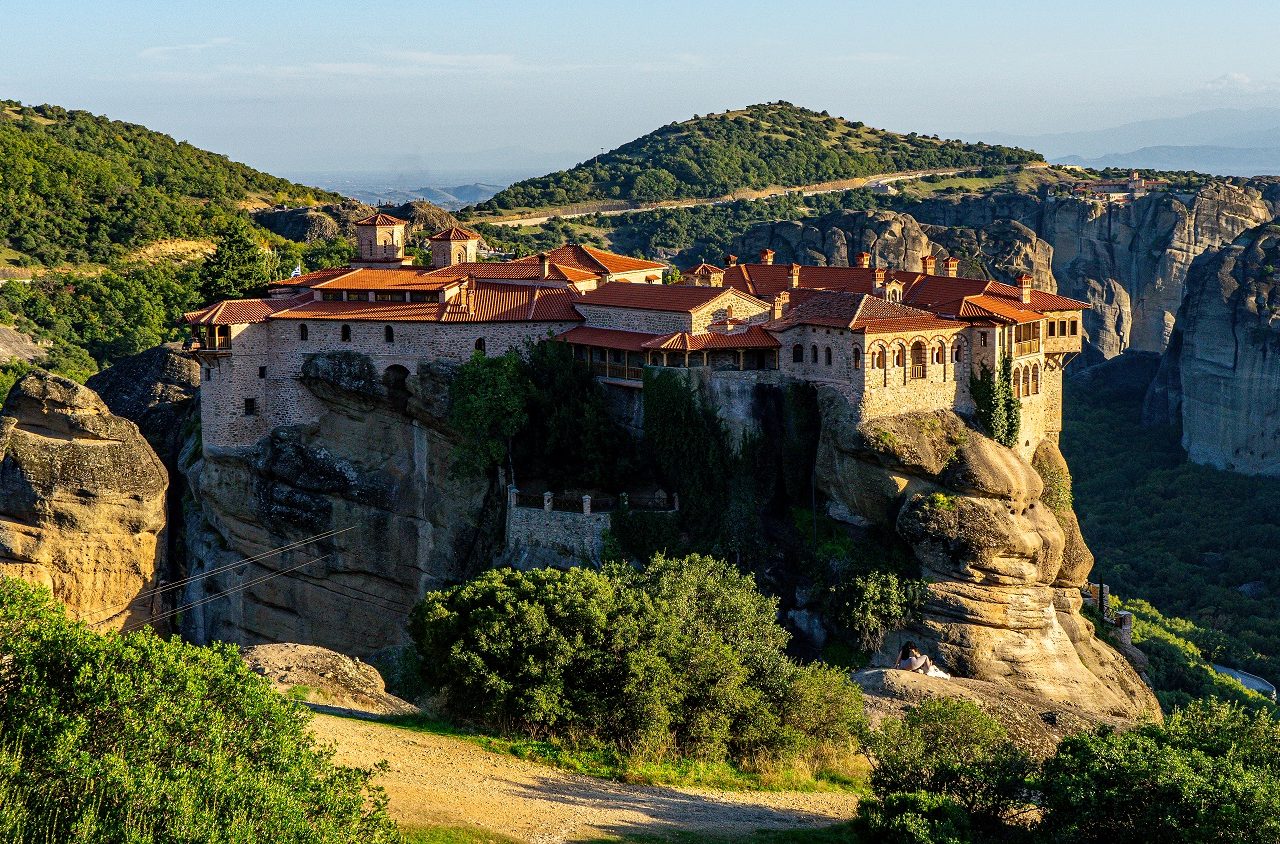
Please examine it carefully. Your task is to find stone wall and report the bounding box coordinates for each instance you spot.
[504,489,611,564]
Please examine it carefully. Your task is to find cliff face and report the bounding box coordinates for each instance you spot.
[815,393,1158,719]
[0,372,168,628]
[181,352,499,656]
[254,199,457,244]
[729,179,1280,359]
[1146,222,1280,476]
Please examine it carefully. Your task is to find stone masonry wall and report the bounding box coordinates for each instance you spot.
[504,491,612,564]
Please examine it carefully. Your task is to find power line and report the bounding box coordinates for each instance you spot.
[84,526,355,627]
[119,553,333,634]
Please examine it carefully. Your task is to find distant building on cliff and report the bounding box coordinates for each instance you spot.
[186,215,1087,460]
[1071,170,1171,203]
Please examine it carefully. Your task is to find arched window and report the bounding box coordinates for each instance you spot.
[341,324,351,342]
[1031,364,1040,395]
[456,249,465,264]
[952,341,964,363]
[1013,366,1023,397]
[299,323,308,341]
[824,347,833,366]
[876,348,887,369]
[931,342,942,364]
[475,337,486,355]
[1023,367,1031,397]
[792,344,804,363]
[811,345,818,363]
[910,340,926,379]
[384,325,394,343]
[893,345,904,367]
[852,347,862,370]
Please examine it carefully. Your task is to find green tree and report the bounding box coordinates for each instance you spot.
[970,355,1019,448]
[448,350,530,480]
[199,216,270,301]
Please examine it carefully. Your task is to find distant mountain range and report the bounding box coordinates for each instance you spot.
[343,183,505,210]
[978,108,1280,176]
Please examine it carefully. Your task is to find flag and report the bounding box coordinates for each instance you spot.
[290,264,303,278]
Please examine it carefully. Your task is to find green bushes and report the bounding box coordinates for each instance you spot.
[0,576,398,843]
[970,356,1019,448]
[409,554,866,769]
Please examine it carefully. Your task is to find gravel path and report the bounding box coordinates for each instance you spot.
[311,714,859,843]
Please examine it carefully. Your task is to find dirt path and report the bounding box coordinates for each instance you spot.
[311,714,859,843]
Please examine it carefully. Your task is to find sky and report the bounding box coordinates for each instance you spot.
[4,0,1280,184]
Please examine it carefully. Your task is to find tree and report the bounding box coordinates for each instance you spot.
[970,355,1019,448]
[448,350,530,481]
[199,216,269,301]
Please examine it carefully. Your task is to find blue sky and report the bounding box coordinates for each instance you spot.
[3,0,1279,181]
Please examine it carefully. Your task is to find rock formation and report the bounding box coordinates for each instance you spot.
[815,392,1158,719]
[86,343,200,468]
[243,642,418,716]
[181,352,501,657]
[1145,221,1280,476]
[254,199,458,244]
[0,371,168,628]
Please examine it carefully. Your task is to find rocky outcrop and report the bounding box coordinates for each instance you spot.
[1145,222,1280,475]
[181,353,501,657]
[254,199,458,244]
[0,371,168,628]
[243,642,418,716]
[0,325,45,363]
[815,393,1158,719]
[86,343,200,467]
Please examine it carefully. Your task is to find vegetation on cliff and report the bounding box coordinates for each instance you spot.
[0,100,339,266]
[970,356,1020,449]
[0,577,398,843]
[474,103,1041,211]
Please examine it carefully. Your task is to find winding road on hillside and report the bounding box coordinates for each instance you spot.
[480,164,1040,228]
[310,714,859,843]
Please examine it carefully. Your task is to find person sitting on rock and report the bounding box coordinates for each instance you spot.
[896,641,934,673]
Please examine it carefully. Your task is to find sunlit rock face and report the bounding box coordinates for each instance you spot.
[815,392,1159,719]
[0,371,168,629]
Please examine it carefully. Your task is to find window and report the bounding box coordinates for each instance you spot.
[792,344,804,363]
[824,347,833,366]
[375,291,406,302]
[346,291,369,302]
[979,332,988,347]
[910,341,926,379]
[384,325,394,343]
[1048,321,1057,337]
[1032,363,1040,395]
[410,291,438,303]
[952,342,964,363]
[475,337,486,354]
[341,324,351,342]
[299,324,308,341]
[1069,320,1079,336]
[321,291,343,301]
[894,345,904,367]
[243,398,257,416]
[1059,319,1068,336]
[811,345,818,363]
[1013,366,1022,398]
[258,366,266,379]
[873,348,887,369]
[852,347,862,370]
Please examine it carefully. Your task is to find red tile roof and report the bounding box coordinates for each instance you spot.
[354,213,408,226]
[641,325,779,351]
[268,282,582,324]
[420,261,599,283]
[509,244,666,275]
[428,226,482,241]
[272,267,361,288]
[576,282,765,313]
[685,263,724,275]
[767,291,955,333]
[556,326,657,352]
[183,294,312,326]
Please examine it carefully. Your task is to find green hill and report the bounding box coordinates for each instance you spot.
[476,102,1043,211]
[0,101,342,266]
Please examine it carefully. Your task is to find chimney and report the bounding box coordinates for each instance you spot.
[455,278,472,313]
[855,252,871,269]
[759,248,775,265]
[873,268,887,289]
[943,256,960,277]
[921,255,936,275]
[772,290,790,320]
[725,254,739,267]
[788,263,801,289]
[538,252,551,277]
[1017,273,1033,305]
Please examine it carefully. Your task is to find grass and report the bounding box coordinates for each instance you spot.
[365,713,867,794]
[401,824,859,844]
[401,826,523,844]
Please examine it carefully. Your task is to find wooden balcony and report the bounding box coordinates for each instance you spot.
[591,361,644,382]
[1013,339,1041,357]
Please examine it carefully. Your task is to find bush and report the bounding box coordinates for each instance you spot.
[0,576,398,843]
[850,791,979,844]
[409,554,866,767]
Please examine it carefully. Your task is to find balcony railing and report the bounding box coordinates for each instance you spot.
[590,361,644,381]
[909,364,926,380]
[1013,339,1041,357]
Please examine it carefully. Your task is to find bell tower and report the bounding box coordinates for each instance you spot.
[353,213,413,267]
[428,227,482,268]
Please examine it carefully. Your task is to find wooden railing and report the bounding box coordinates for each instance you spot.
[590,361,644,381]
[910,364,926,380]
[1013,339,1041,357]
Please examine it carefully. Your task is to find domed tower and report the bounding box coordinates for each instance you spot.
[353,213,413,267]
[428,226,482,268]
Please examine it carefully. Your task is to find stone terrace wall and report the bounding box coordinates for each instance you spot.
[504,489,611,564]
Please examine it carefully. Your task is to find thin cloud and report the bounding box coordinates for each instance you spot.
[138,37,234,60]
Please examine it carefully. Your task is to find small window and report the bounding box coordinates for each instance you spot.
[1048,321,1057,337]
[341,324,351,342]
[979,332,988,347]
[792,344,804,364]
[852,347,862,370]
[257,366,266,379]
[894,346,904,367]
[952,343,963,363]
[475,337,487,355]
[375,291,406,302]
[299,324,308,341]
[384,325,394,343]
[321,291,343,301]
[824,347,832,366]
[346,291,369,302]
[243,398,257,416]
[811,345,818,363]
[1069,320,1078,336]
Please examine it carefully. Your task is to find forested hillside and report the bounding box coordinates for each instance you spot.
[0,100,341,265]
[475,102,1042,211]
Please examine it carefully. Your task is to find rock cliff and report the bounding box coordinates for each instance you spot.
[181,352,501,656]
[814,392,1158,719]
[254,199,458,244]
[0,371,168,628]
[1146,222,1280,476]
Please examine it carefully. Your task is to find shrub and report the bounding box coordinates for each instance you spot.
[850,791,979,844]
[0,577,398,844]
[409,554,865,767]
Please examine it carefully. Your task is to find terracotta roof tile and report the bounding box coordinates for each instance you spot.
[577,281,765,313]
[269,282,582,324]
[767,290,950,332]
[183,293,312,326]
[509,244,666,275]
[556,326,657,351]
[641,325,779,351]
[428,226,482,241]
[354,212,408,226]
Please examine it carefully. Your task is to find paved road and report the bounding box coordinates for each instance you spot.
[1213,664,1277,699]
[482,165,1028,228]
